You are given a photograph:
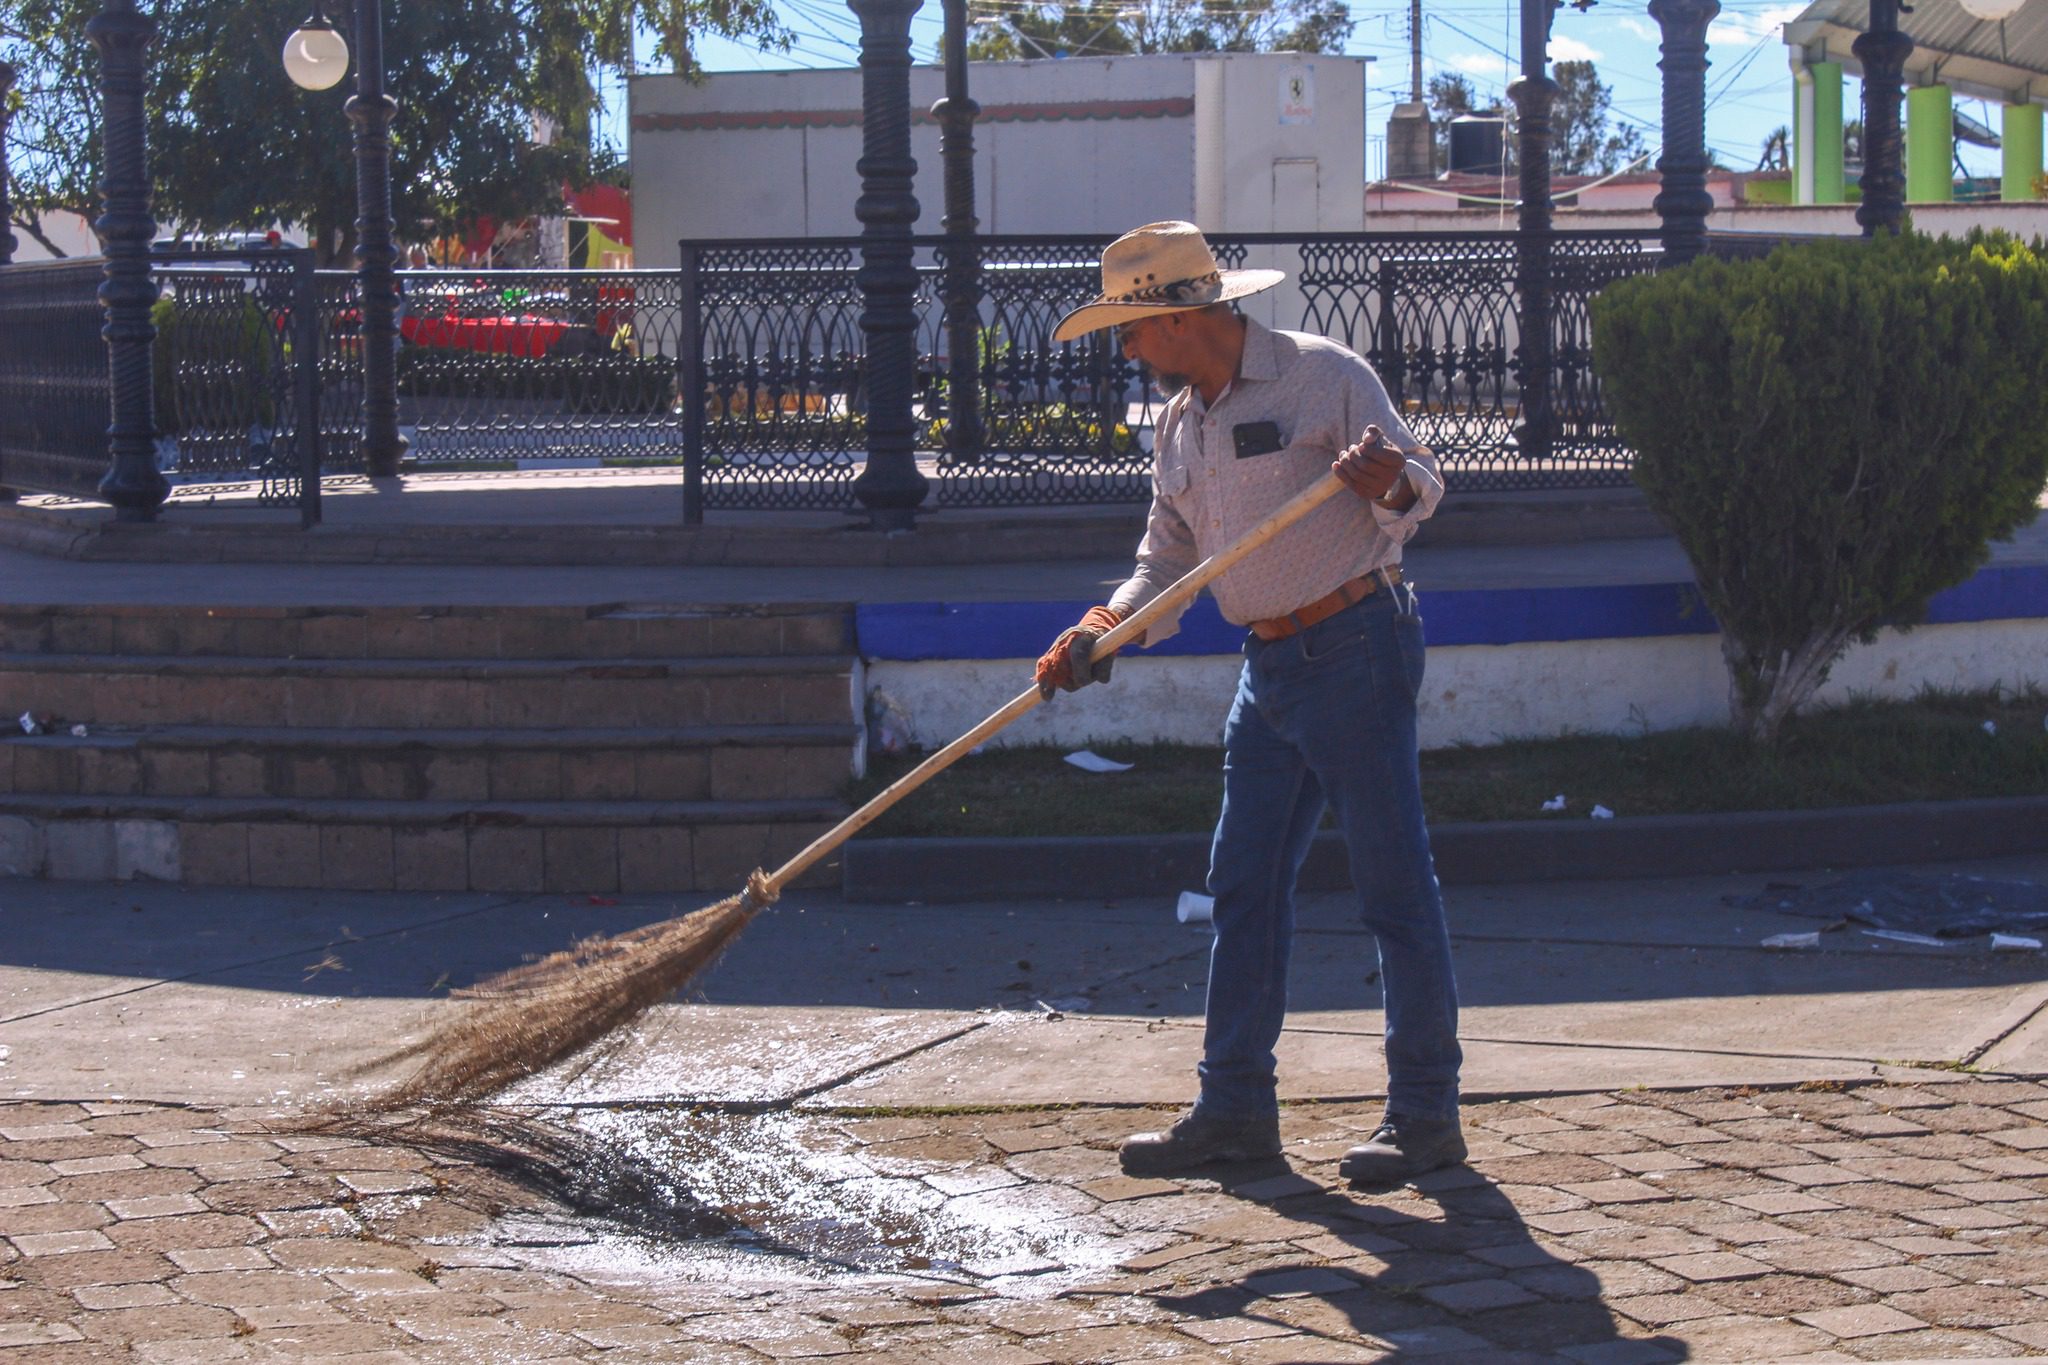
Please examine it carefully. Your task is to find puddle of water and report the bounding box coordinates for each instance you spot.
[489,1109,1138,1296]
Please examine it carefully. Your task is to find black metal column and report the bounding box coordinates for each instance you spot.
[849,0,930,530]
[1507,0,1558,463]
[0,61,17,267]
[934,0,983,466]
[1855,0,1911,236]
[347,0,407,476]
[1650,0,1720,264]
[89,0,167,521]
[0,61,14,500]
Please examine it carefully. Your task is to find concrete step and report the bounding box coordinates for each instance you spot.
[0,602,852,661]
[0,653,857,729]
[0,724,859,803]
[0,793,845,893]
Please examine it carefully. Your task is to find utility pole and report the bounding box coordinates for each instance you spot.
[1410,0,1424,103]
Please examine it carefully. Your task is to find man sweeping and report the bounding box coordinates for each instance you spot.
[1037,221,1463,1185]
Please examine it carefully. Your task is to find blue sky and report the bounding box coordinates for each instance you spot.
[610,1,2008,182]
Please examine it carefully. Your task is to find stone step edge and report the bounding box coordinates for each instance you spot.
[8,722,861,750]
[0,652,856,679]
[841,795,2048,902]
[0,803,841,892]
[0,601,854,621]
[0,793,848,827]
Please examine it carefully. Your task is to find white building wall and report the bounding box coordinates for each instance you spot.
[867,618,2048,754]
[7,211,100,262]
[631,52,1366,267]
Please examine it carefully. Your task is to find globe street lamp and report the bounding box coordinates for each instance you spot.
[286,1,407,477]
[282,7,349,91]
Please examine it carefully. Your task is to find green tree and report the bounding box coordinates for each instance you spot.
[2,0,787,262]
[967,0,1353,61]
[1551,60,1643,176]
[1593,233,2048,744]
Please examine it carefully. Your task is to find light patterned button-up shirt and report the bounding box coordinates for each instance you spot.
[1107,317,1443,644]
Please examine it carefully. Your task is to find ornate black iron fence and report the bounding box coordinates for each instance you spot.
[676,229,1672,517]
[312,267,689,469]
[155,250,326,523]
[0,250,330,522]
[0,258,108,499]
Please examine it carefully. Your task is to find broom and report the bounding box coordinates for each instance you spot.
[366,462,1362,1112]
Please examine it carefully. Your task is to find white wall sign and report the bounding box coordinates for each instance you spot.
[1280,64,1314,125]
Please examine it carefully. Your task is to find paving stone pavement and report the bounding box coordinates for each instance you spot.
[6,1078,2048,1362]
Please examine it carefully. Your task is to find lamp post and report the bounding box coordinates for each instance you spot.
[1854,0,1912,235]
[848,0,930,530]
[0,61,18,267]
[1507,0,1559,463]
[285,0,407,477]
[90,0,168,522]
[934,0,983,465]
[1650,0,1720,264]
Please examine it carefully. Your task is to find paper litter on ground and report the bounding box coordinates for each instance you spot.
[1064,750,1135,774]
[1762,932,1820,949]
[1992,934,2043,951]
[1177,891,1215,926]
[1590,805,1615,820]
[1541,794,1567,812]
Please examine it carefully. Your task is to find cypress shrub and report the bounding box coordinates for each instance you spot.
[1592,231,2048,744]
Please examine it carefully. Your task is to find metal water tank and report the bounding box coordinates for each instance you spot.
[1447,115,1508,175]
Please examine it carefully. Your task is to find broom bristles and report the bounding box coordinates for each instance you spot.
[359,869,778,1112]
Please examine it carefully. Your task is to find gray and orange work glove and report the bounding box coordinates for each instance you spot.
[1035,605,1124,700]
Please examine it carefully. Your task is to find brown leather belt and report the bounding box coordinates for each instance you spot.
[1249,566,1402,642]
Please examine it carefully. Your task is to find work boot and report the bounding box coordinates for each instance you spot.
[1119,1107,1282,1176]
[1338,1114,1467,1186]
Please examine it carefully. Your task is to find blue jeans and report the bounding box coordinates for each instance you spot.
[1197,583,1461,1122]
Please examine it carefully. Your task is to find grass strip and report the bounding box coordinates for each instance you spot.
[847,686,2048,839]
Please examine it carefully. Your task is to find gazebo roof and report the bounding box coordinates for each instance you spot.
[1784,0,2048,105]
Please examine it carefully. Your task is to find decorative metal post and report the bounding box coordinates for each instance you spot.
[347,0,408,475]
[1649,0,1720,264]
[849,0,930,530]
[0,61,17,266]
[89,0,167,522]
[0,61,14,501]
[934,0,983,465]
[1507,0,1558,463]
[1854,0,1912,235]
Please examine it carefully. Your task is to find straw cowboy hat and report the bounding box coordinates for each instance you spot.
[1051,221,1284,344]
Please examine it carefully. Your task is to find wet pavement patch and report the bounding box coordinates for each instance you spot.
[541,1108,1139,1293]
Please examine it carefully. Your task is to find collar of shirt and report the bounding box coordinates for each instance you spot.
[1185,317,1281,423]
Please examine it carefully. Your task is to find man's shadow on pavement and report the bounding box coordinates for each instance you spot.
[1147,1158,1690,1362]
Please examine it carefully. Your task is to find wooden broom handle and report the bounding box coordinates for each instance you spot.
[761,471,1351,898]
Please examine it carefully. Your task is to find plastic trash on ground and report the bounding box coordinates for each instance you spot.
[865,688,912,756]
[1177,891,1215,926]
[1726,871,2048,938]
[18,712,39,736]
[1862,928,1948,947]
[1983,720,1998,736]
[1762,931,1821,950]
[1064,750,1135,774]
[1541,794,1567,812]
[1992,934,2043,951]
[1590,804,1615,820]
[69,724,88,739]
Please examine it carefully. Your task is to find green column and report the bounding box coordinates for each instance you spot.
[1794,62,1846,203]
[2005,103,2044,202]
[1906,84,1952,203]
